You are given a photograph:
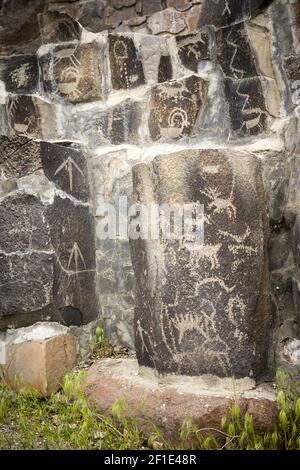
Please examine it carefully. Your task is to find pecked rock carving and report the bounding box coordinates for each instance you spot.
[130,149,271,378]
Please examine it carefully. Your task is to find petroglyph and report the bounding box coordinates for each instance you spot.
[216,23,258,80]
[149,75,208,140]
[67,242,86,273]
[176,31,211,72]
[202,186,237,220]
[109,35,145,90]
[224,78,268,136]
[40,42,102,103]
[131,149,270,378]
[54,156,84,193]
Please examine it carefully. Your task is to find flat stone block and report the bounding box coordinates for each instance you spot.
[84,358,277,442]
[47,195,98,324]
[0,322,77,395]
[39,11,81,44]
[40,142,90,202]
[0,252,53,316]
[0,55,39,94]
[40,42,103,103]
[198,0,267,29]
[0,192,51,252]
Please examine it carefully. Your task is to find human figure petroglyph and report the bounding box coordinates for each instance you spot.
[9,63,31,89]
[210,0,231,16]
[136,319,152,356]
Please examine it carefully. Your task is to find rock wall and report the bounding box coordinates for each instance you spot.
[0,0,299,380]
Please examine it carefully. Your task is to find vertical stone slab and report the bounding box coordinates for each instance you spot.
[40,142,98,325]
[0,193,53,317]
[130,149,271,379]
[216,23,258,79]
[40,142,90,202]
[109,34,145,90]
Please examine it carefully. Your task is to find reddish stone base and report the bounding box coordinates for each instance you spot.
[83,358,278,443]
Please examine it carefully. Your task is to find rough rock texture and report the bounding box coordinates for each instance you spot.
[0,322,77,395]
[0,0,299,387]
[0,136,42,180]
[39,42,103,103]
[84,358,278,442]
[149,75,208,140]
[0,138,99,328]
[131,149,271,378]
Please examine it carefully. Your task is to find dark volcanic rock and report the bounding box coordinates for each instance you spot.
[0,193,51,253]
[47,195,98,324]
[40,42,103,103]
[198,0,269,29]
[224,78,268,137]
[0,0,45,51]
[158,55,173,83]
[284,55,300,84]
[0,55,39,94]
[176,31,211,73]
[284,55,300,106]
[39,12,81,44]
[130,149,271,379]
[40,142,90,202]
[0,136,42,180]
[7,95,42,139]
[149,75,208,140]
[0,252,53,316]
[109,34,145,90]
[216,23,258,79]
[0,192,53,317]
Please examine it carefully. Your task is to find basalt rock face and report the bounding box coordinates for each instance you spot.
[0,0,299,380]
[0,138,98,329]
[131,150,271,378]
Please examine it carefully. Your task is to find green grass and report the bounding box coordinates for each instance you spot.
[0,368,300,450]
[0,371,143,450]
